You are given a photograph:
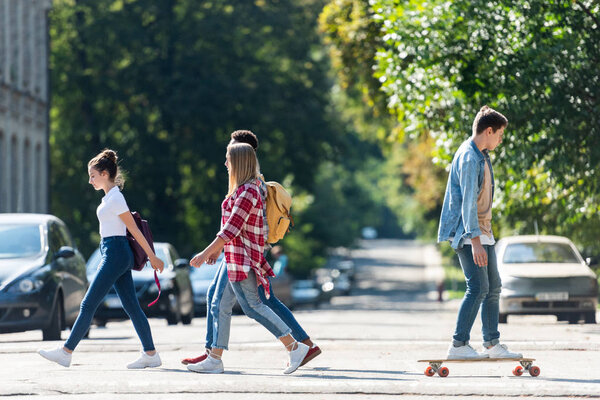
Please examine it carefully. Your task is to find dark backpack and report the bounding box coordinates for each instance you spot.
[126,211,155,271]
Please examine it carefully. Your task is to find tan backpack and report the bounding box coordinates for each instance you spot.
[264,181,293,244]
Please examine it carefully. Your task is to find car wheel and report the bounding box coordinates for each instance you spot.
[73,324,91,338]
[584,311,596,324]
[43,295,64,341]
[95,319,107,328]
[166,295,181,325]
[498,313,508,324]
[568,313,581,324]
[166,312,180,325]
[181,312,193,325]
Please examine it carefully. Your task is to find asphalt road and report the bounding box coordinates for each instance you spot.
[1,239,599,399]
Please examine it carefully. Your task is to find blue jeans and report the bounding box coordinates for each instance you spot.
[205,259,309,348]
[65,236,155,352]
[453,244,501,347]
[212,269,291,350]
[258,277,308,342]
[205,258,236,350]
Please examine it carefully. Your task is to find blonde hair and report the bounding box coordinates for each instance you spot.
[227,143,259,197]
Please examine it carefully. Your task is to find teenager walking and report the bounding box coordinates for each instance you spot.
[39,149,165,368]
[438,106,522,359]
[187,143,309,374]
[181,130,320,367]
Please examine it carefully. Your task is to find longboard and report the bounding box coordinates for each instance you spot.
[417,357,540,377]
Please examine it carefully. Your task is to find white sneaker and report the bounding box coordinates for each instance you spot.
[483,343,522,359]
[187,355,224,374]
[284,342,309,374]
[126,351,162,369]
[447,343,488,360]
[38,347,72,367]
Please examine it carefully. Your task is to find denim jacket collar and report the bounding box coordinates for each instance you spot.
[469,138,485,162]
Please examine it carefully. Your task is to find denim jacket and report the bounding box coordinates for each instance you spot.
[437,139,495,249]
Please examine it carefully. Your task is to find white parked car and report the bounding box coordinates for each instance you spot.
[496,235,598,324]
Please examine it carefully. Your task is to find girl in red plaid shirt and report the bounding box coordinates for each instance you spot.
[188,143,309,374]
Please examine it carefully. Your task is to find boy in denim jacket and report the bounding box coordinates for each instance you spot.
[438,106,522,360]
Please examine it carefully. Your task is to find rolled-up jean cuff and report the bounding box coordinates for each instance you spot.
[212,345,228,351]
[452,339,469,347]
[276,328,292,340]
[483,338,499,347]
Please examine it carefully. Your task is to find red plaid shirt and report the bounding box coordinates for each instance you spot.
[217,180,274,296]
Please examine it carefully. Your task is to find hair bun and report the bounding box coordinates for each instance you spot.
[101,149,118,163]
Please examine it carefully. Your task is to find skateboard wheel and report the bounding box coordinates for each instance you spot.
[529,366,540,377]
[425,366,435,376]
[512,366,523,376]
[438,367,449,377]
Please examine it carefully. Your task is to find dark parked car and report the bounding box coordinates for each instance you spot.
[0,214,88,340]
[190,250,294,316]
[86,242,194,326]
[291,279,322,308]
[496,235,598,324]
[269,253,294,307]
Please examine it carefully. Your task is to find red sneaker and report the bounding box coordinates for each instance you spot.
[299,345,321,367]
[181,354,208,365]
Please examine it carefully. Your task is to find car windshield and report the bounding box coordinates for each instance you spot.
[0,224,43,259]
[189,256,222,280]
[189,265,219,279]
[503,242,580,264]
[137,247,170,276]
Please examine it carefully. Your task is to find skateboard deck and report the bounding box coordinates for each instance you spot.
[418,357,540,377]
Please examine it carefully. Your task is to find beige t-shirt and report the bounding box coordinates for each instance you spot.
[478,160,493,236]
[463,159,495,245]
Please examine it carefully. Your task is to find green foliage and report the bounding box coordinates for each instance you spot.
[322,0,600,253]
[371,0,600,251]
[49,0,343,257]
[319,0,445,239]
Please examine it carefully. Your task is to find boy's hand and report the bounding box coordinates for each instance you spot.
[472,240,487,267]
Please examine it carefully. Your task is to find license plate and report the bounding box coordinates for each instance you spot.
[104,296,122,309]
[535,292,569,301]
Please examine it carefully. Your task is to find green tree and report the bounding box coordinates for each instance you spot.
[50,0,343,257]
[371,0,600,251]
[321,0,600,252]
[319,0,445,238]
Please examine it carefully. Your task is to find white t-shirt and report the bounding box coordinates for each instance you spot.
[449,233,496,246]
[462,234,496,246]
[97,186,129,238]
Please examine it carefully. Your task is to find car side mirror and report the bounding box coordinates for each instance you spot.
[586,257,598,267]
[175,258,189,269]
[55,246,75,259]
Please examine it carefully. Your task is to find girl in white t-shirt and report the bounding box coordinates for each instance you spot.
[39,149,165,369]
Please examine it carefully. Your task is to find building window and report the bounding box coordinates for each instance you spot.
[36,143,43,212]
[0,1,5,82]
[9,0,18,85]
[22,3,31,90]
[11,135,18,212]
[24,139,31,212]
[0,131,4,212]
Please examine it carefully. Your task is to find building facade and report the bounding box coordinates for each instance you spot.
[0,0,52,213]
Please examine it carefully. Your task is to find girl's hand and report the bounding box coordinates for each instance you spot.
[150,255,165,273]
[190,252,208,268]
[206,250,222,265]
